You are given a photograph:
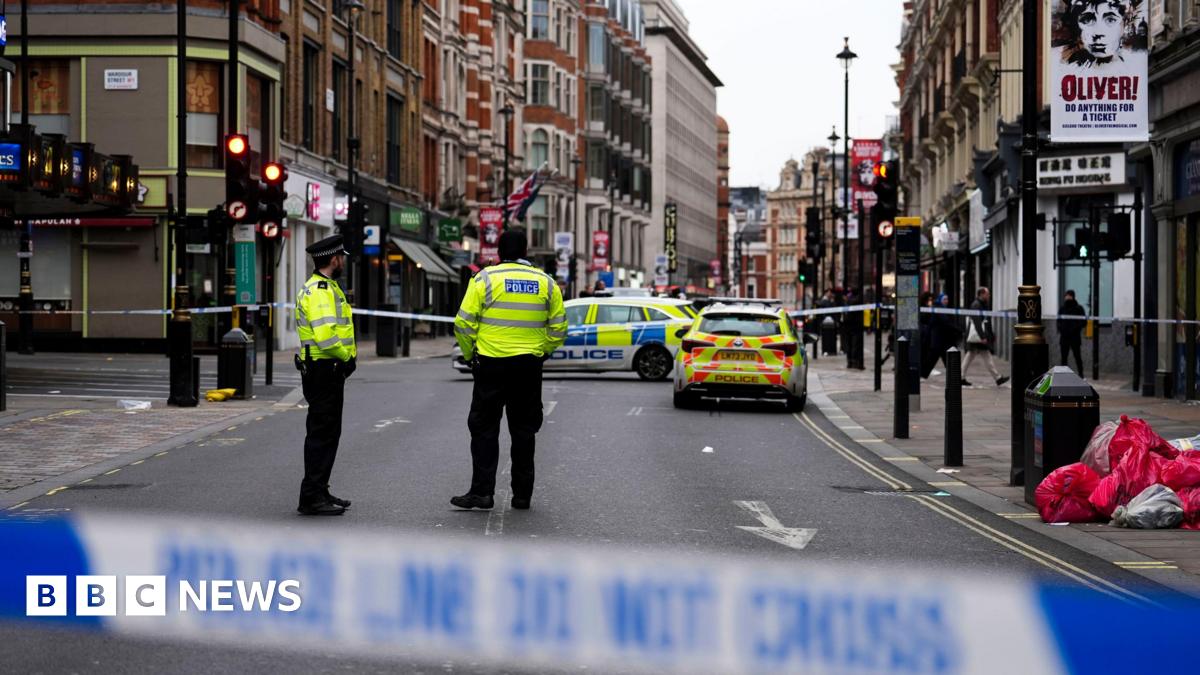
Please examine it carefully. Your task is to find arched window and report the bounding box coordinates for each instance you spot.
[530,129,549,168]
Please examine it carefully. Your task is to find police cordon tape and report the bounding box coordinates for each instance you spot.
[2,512,1196,674]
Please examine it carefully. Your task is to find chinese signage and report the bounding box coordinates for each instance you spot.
[393,206,422,233]
[554,231,573,282]
[104,69,138,90]
[592,230,610,272]
[851,139,883,210]
[1175,137,1200,201]
[1037,152,1125,190]
[438,217,462,243]
[664,202,678,273]
[1050,0,1149,142]
[479,207,503,265]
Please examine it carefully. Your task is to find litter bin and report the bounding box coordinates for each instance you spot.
[217,327,255,400]
[1023,366,1099,505]
[376,304,398,358]
[820,316,838,356]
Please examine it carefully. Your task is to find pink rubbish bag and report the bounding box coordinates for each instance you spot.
[1107,415,1178,471]
[1160,451,1200,492]
[1179,487,1200,531]
[1088,446,1170,519]
[1035,463,1101,523]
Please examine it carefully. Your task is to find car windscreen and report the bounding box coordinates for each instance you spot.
[696,313,783,337]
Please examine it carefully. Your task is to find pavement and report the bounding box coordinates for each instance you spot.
[0,347,1184,672]
[808,339,1200,592]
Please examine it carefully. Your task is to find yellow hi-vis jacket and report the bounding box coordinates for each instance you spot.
[296,273,357,361]
[455,261,567,359]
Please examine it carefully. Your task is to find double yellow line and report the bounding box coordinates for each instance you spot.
[795,412,1151,606]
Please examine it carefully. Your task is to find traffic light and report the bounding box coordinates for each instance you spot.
[341,197,366,255]
[1075,228,1093,260]
[205,206,229,247]
[872,160,899,220]
[224,134,259,223]
[798,261,815,285]
[259,161,288,240]
[1106,212,1131,261]
[805,206,821,260]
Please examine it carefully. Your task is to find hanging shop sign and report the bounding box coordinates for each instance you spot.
[851,139,883,210]
[554,231,574,282]
[438,217,462,243]
[664,202,678,273]
[592,230,610,272]
[479,207,503,265]
[1049,0,1149,142]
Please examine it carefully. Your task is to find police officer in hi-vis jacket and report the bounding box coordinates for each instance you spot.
[451,228,567,511]
[294,234,357,516]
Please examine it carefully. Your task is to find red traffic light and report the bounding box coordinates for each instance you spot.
[873,161,889,180]
[263,162,285,184]
[226,134,248,156]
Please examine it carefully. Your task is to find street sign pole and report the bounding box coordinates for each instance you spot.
[895,216,921,411]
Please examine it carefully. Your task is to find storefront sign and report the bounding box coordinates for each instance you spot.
[104,69,138,90]
[554,231,573,282]
[664,202,678,273]
[592,230,610,272]
[393,206,422,233]
[306,182,321,221]
[0,141,19,174]
[1037,152,1125,190]
[363,225,381,256]
[1050,0,1149,142]
[235,242,256,304]
[654,254,669,286]
[0,16,8,49]
[438,217,462,243]
[25,217,156,228]
[851,139,883,210]
[1175,137,1200,201]
[284,194,306,219]
[479,207,503,265]
[710,258,722,285]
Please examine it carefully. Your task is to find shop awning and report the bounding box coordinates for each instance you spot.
[390,236,456,282]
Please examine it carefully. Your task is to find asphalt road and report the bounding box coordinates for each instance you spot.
[1,356,1171,673]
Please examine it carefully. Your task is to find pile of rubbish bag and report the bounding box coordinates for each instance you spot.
[1034,415,1200,529]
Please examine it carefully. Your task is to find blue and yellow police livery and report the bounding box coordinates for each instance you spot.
[452,296,695,380]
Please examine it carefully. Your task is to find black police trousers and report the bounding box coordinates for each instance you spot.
[299,359,345,507]
[467,354,544,499]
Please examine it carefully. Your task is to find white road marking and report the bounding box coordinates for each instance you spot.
[370,417,411,432]
[733,500,817,550]
[209,438,245,447]
[625,406,643,416]
[545,401,558,417]
[486,459,514,537]
[936,468,961,474]
[702,446,714,454]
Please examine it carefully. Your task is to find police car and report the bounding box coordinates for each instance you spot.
[672,299,808,411]
[451,297,696,380]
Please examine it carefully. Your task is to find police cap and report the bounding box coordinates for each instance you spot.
[306,234,348,258]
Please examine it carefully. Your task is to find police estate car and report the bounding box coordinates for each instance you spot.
[672,299,808,411]
[451,297,695,380]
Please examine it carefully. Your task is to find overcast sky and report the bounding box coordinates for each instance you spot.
[681,0,905,190]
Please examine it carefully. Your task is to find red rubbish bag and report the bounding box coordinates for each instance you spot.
[1160,451,1200,492]
[1035,463,1101,523]
[1088,446,1170,519]
[1179,487,1200,531]
[1106,415,1178,471]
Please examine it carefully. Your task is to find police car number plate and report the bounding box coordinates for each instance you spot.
[716,350,759,362]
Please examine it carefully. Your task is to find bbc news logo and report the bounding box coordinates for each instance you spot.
[26,576,302,616]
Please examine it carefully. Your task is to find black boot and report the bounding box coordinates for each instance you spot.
[450,493,494,510]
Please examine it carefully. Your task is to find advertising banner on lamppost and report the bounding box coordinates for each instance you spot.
[478,207,503,265]
[1050,0,1149,143]
[851,139,883,210]
[554,231,573,282]
[654,254,669,287]
[592,230,610,271]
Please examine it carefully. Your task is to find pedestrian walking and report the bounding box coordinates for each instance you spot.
[928,293,962,376]
[961,286,1010,387]
[1058,289,1086,375]
[294,235,357,516]
[451,228,567,512]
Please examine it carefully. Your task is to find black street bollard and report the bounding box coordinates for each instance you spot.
[0,320,6,412]
[821,316,838,356]
[894,336,909,439]
[217,328,254,400]
[401,320,412,358]
[944,347,963,466]
[376,304,398,357]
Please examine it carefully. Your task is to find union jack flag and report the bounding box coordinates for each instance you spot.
[504,163,548,223]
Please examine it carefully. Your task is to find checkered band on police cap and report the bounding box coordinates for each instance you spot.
[306,234,347,258]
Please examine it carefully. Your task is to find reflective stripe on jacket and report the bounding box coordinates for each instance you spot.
[296,273,356,361]
[454,261,567,359]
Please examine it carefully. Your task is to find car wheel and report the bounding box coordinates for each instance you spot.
[786,392,807,412]
[673,390,697,409]
[635,345,673,381]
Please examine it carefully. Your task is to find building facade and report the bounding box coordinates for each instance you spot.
[766,152,830,310]
[716,115,729,293]
[643,0,720,291]
[729,186,767,298]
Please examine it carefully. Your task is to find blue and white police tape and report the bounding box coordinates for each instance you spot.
[2,513,1196,674]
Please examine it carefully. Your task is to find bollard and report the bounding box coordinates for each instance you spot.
[0,320,6,412]
[376,304,398,358]
[821,316,838,356]
[401,320,412,358]
[191,355,201,404]
[944,347,963,466]
[217,328,254,400]
[894,336,909,439]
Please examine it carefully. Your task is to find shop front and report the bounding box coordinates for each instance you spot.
[1163,137,1200,398]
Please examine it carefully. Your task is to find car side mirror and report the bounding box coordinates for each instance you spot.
[675,327,690,338]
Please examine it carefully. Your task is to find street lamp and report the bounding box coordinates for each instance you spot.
[827,127,839,292]
[836,37,856,300]
[344,0,364,304]
[571,154,582,298]
[499,102,514,223]
[607,169,617,276]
